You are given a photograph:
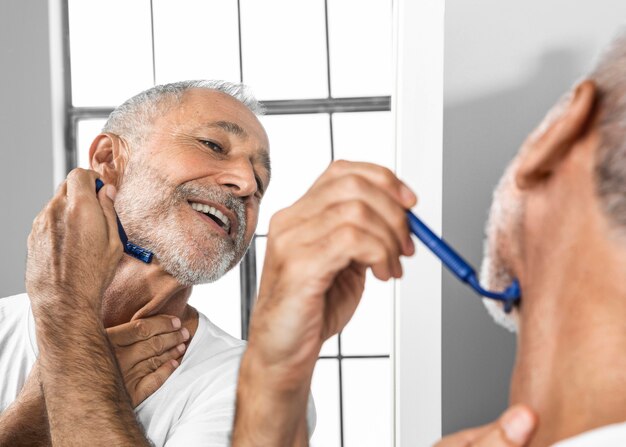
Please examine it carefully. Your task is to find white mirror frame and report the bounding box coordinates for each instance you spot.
[393,0,445,445]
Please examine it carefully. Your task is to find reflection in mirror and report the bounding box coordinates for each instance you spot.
[69,0,153,106]
[240,0,328,99]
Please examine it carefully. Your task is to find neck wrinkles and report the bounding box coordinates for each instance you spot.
[101,256,193,328]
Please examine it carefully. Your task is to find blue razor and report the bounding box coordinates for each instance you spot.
[407,211,520,313]
[95,179,153,264]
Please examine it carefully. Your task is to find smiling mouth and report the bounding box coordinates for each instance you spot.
[189,201,232,234]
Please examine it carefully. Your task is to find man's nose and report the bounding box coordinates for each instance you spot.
[215,156,258,198]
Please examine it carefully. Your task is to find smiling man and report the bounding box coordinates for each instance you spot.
[0,81,287,446]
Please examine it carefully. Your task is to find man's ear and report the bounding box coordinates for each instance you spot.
[516,80,597,189]
[88,133,129,187]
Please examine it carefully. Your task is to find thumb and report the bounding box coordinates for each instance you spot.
[475,405,537,446]
[97,184,123,249]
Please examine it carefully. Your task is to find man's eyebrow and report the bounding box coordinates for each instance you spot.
[200,121,248,138]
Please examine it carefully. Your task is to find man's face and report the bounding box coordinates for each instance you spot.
[480,158,525,332]
[114,89,270,285]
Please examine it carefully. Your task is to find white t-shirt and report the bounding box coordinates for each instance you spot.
[551,422,626,446]
[0,293,315,446]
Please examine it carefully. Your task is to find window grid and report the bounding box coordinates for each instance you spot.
[62,1,391,445]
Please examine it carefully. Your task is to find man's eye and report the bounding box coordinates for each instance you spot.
[255,176,265,198]
[200,140,224,153]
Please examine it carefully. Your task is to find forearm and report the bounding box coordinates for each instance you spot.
[35,305,150,446]
[232,351,311,447]
[0,373,50,447]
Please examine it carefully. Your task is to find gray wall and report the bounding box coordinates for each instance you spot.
[442,0,626,434]
[0,0,55,298]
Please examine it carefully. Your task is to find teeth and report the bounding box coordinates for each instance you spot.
[189,201,231,232]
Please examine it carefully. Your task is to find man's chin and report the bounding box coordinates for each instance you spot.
[482,298,519,333]
[479,255,520,332]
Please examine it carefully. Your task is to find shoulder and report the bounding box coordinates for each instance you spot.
[0,293,32,339]
[136,312,246,445]
[0,293,30,314]
[0,293,37,411]
[552,422,626,446]
[176,312,246,394]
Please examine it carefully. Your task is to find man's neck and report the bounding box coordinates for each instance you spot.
[101,256,195,330]
[510,241,626,446]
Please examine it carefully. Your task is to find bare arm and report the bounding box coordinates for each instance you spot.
[0,312,184,446]
[0,363,50,447]
[35,308,149,446]
[233,350,311,446]
[232,161,417,445]
[25,169,150,446]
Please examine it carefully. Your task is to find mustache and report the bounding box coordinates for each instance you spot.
[174,182,247,230]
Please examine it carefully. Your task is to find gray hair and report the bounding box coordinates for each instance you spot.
[590,30,626,233]
[102,80,264,149]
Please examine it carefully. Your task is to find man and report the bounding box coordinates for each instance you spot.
[1,79,414,445]
[0,80,311,445]
[231,33,626,446]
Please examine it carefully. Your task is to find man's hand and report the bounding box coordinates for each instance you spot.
[233,160,417,446]
[0,314,188,445]
[24,168,150,446]
[435,405,537,447]
[0,362,50,447]
[107,315,190,407]
[26,168,122,315]
[249,160,416,377]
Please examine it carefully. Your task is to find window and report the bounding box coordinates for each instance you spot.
[65,1,393,444]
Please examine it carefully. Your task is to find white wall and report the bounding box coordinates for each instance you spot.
[442,0,626,434]
[0,0,56,298]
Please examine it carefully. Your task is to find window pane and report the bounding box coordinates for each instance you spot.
[332,112,394,171]
[69,0,153,106]
[240,0,328,99]
[341,273,392,355]
[189,264,241,339]
[327,0,392,97]
[257,114,331,233]
[76,119,107,169]
[255,236,337,355]
[152,0,240,84]
[311,359,341,447]
[343,358,392,447]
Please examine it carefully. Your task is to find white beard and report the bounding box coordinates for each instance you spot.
[480,161,524,333]
[114,160,249,286]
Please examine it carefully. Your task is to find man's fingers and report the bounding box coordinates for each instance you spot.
[132,359,180,407]
[107,315,182,346]
[132,343,186,375]
[435,405,537,447]
[278,201,404,278]
[65,168,100,202]
[435,423,496,447]
[321,160,417,209]
[284,224,398,282]
[97,184,123,252]
[277,173,414,256]
[474,405,537,446]
[116,329,190,370]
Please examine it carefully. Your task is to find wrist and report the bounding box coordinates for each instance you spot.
[240,340,316,394]
[234,351,312,446]
[29,287,102,318]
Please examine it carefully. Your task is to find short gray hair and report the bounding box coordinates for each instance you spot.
[590,30,626,234]
[102,80,264,149]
